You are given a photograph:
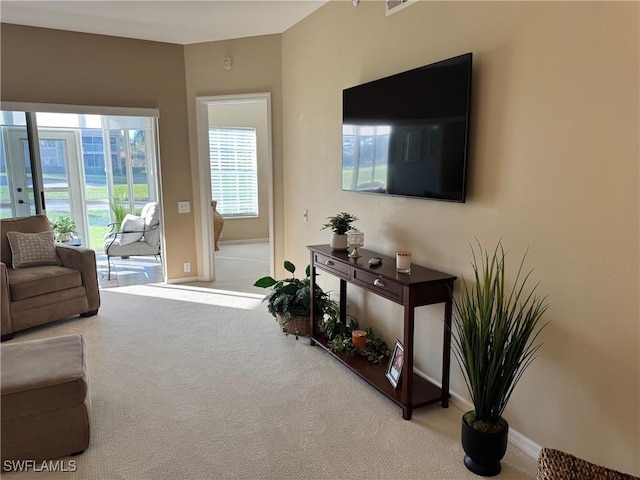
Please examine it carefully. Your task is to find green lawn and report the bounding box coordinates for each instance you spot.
[0,170,150,250]
[342,165,388,190]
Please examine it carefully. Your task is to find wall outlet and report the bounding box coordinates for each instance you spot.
[183,262,191,273]
[178,201,190,214]
[303,209,309,223]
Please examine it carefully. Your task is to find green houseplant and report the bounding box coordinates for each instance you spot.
[451,241,548,477]
[321,315,391,365]
[50,215,77,242]
[322,212,358,250]
[109,193,128,232]
[254,260,338,339]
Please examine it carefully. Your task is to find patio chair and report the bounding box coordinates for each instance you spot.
[103,202,161,280]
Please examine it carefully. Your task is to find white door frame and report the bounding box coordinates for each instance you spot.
[195,92,274,281]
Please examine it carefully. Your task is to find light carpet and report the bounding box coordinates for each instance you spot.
[2,284,536,479]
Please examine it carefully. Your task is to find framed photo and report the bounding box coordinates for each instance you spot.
[385,340,404,389]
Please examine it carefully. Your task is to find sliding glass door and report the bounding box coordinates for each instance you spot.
[0,107,160,252]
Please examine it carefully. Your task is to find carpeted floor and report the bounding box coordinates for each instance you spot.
[2,284,537,479]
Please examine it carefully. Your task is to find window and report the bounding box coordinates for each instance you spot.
[208,127,258,218]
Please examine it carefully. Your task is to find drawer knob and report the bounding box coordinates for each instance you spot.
[373,278,385,288]
[325,260,334,266]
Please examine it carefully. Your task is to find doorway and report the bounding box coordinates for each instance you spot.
[195,93,274,284]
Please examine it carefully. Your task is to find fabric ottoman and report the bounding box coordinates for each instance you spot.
[1,334,91,461]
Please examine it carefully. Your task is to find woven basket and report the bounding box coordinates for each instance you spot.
[276,313,311,337]
[537,448,639,480]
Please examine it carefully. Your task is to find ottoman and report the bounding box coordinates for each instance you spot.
[1,334,91,461]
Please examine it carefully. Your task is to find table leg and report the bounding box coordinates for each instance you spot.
[441,298,452,408]
[403,406,413,420]
[402,288,415,419]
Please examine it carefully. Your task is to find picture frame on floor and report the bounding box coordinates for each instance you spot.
[386,340,404,389]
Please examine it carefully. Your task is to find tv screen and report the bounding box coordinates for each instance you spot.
[342,52,472,202]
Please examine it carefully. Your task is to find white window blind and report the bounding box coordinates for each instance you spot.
[209,127,258,218]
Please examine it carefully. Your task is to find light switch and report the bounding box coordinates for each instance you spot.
[178,201,190,214]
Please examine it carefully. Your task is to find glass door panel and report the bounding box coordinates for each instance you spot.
[130,129,150,211]
[81,129,109,251]
[36,130,87,244]
[1,112,36,218]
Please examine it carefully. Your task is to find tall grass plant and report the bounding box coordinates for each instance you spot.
[451,241,549,432]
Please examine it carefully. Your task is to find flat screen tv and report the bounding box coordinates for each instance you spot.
[342,52,472,202]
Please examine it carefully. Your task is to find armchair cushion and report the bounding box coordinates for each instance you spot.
[6,231,60,269]
[7,266,82,302]
[119,214,145,245]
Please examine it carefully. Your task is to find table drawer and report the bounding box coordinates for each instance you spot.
[313,252,351,279]
[352,269,403,303]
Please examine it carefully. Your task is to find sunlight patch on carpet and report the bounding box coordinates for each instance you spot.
[111,283,264,310]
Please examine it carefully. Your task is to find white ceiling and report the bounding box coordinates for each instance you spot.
[0,1,328,45]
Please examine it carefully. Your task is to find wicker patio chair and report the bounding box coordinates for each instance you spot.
[537,447,639,480]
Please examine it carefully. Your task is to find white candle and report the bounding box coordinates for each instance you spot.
[396,251,412,273]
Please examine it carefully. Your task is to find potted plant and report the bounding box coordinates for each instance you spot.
[451,242,549,477]
[322,212,358,250]
[254,260,338,339]
[50,215,77,242]
[109,193,128,232]
[321,314,391,365]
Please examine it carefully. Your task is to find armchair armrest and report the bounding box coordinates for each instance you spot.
[105,222,118,235]
[56,244,100,312]
[1,262,12,337]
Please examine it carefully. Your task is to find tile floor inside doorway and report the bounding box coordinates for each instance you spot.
[98,242,269,293]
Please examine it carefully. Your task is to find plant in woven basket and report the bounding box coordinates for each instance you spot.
[254,260,338,339]
[451,241,549,476]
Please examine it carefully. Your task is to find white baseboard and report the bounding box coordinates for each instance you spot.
[413,367,542,459]
[218,238,268,245]
[165,276,201,284]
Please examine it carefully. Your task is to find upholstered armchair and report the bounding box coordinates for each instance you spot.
[103,202,161,280]
[1,215,100,341]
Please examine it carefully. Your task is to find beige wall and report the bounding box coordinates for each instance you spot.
[282,1,639,475]
[0,23,196,280]
[184,35,283,278]
[207,102,270,242]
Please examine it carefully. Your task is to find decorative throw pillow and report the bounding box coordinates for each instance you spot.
[119,214,145,245]
[6,231,61,269]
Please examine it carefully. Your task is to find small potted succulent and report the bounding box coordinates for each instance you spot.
[322,212,358,250]
[254,260,338,339]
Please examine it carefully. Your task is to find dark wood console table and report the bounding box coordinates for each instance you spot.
[308,244,456,420]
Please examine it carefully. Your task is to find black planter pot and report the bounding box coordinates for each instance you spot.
[461,413,509,477]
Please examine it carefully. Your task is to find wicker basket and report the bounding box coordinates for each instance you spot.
[537,448,639,480]
[276,313,311,337]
